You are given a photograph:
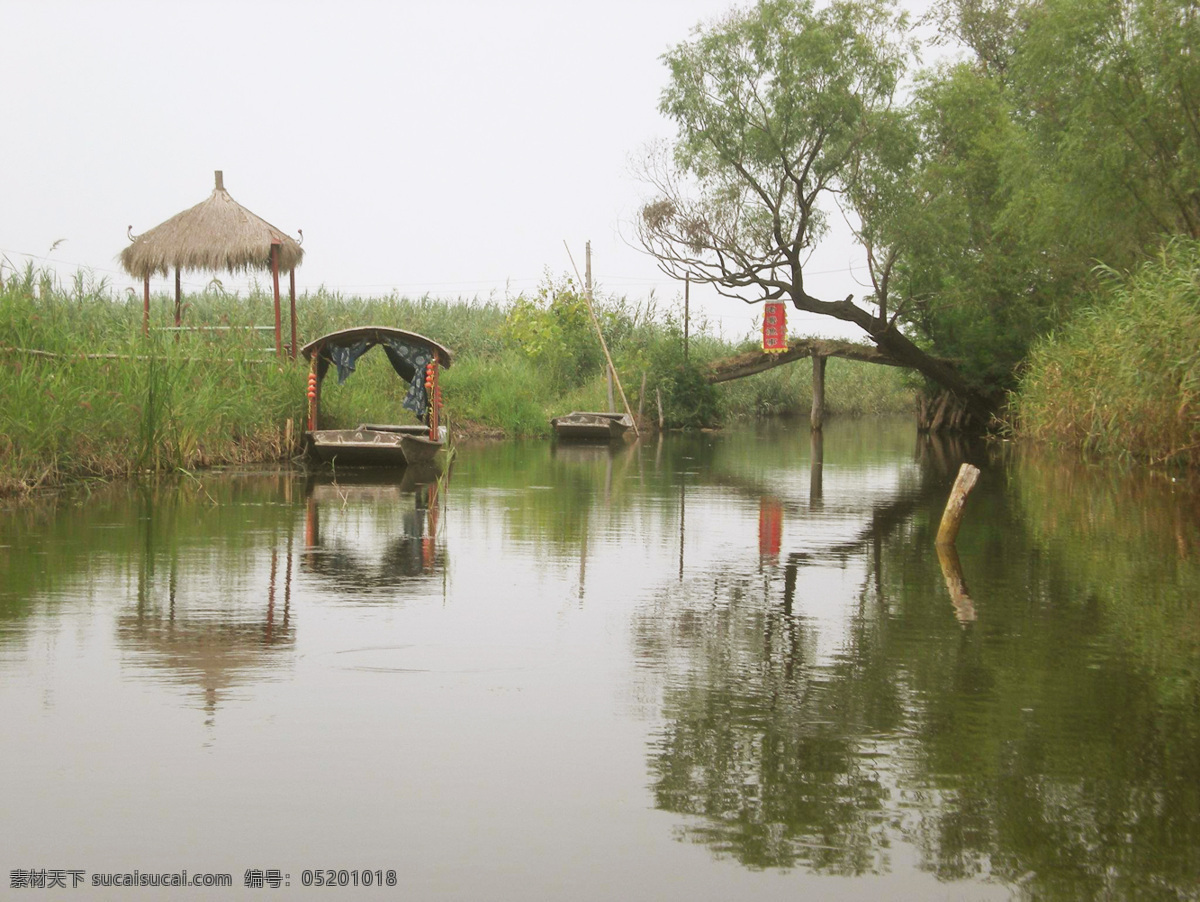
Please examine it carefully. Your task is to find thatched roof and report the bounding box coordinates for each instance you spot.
[120,171,303,279]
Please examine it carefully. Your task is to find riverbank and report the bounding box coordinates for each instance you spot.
[1009,239,1200,469]
[0,269,913,494]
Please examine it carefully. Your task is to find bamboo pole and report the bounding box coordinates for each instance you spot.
[0,345,277,365]
[565,240,639,436]
[935,463,980,546]
[683,273,690,361]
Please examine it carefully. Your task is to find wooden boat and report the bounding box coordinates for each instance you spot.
[550,411,634,441]
[300,326,453,468]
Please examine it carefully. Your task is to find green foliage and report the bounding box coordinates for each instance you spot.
[503,273,605,387]
[878,0,1200,405]
[1011,238,1200,466]
[1006,0,1200,245]
[644,0,911,279]
[299,287,509,360]
[646,0,1200,420]
[441,354,556,437]
[884,63,1070,400]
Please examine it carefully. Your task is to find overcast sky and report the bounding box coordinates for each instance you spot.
[2,0,925,341]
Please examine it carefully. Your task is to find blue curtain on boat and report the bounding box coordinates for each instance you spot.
[327,340,372,384]
[319,336,434,420]
[382,337,434,420]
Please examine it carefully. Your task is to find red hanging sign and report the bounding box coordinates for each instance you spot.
[762,301,787,353]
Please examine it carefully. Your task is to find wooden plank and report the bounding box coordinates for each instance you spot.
[0,345,276,365]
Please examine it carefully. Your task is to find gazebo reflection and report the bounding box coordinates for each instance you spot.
[118,545,296,725]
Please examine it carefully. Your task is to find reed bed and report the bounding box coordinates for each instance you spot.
[0,277,302,494]
[1011,239,1200,468]
[0,266,915,493]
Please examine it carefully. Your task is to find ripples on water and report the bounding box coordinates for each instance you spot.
[1,420,1197,900]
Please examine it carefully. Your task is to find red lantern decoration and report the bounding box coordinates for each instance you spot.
[762,301,787,353]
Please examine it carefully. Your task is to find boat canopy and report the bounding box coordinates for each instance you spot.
[301,326,453,420]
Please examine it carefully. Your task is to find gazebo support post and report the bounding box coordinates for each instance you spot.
[143,274,150,336]
[271,243,282,357]
[174,266,182,338]
[289,268,298,359]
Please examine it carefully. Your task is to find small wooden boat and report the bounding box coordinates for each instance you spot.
[550,411,634,441]
[300,326,453,468]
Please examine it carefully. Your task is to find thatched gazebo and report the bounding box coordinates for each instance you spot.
[120,171,304,356]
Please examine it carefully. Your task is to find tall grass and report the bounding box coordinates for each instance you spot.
[1011,238,1200,467]
[0,271,302,493]
[0,266,916,492]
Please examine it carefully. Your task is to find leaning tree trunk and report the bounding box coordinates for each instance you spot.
[791,293,994,428]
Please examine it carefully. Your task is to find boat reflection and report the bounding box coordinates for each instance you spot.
[301,466,446,593]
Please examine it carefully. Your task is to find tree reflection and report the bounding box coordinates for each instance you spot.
[636,435,1200,896]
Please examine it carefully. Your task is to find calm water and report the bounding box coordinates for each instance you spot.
[2,420,1198,900]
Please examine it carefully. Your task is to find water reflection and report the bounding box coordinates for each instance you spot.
[0,476,304,721]
[636,430,940,874]
[0,424,1196,898]
[633,431,1200,896]
[301,467,446,593]
[119,481,299,723]
[119,547,295,724]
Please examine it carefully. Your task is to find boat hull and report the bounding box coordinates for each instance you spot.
[398,434,445,465]
[307,428,446,468]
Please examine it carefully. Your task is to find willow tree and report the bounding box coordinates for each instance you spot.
[637,0,993,423]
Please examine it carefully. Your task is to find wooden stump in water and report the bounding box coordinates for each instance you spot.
[936,463,980,546]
